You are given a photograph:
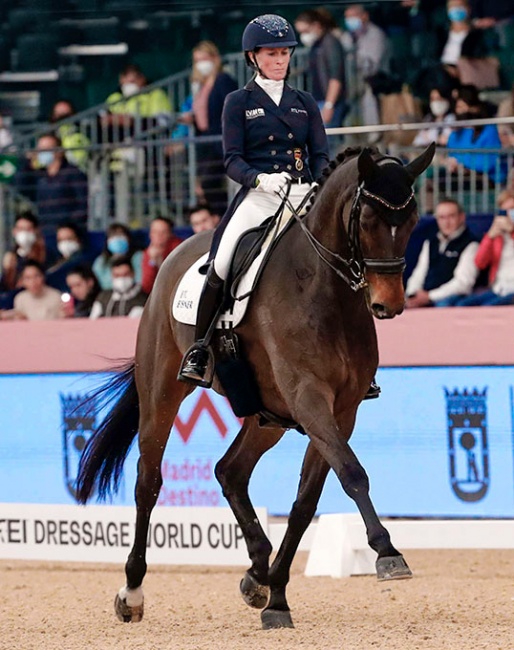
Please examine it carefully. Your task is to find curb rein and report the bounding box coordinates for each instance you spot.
[279,180,413,292]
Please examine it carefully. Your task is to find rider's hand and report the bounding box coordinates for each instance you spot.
[256,172,291,195]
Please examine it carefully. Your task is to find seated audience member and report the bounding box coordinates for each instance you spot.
[46,222,91,292]
[0,261,63,321]
[413,85,456,147]
[49,100,91,173]
[455,189,514,305]
[90,257,147,319]
[13,133,88,233]
[406,198,479,307]
[141,216,183,294]
[1,212,46,293]
[92,222,144,289]
[65,264,101,317]
[188,204,220,234]
[446,85,505,184]
[497,82,514,147]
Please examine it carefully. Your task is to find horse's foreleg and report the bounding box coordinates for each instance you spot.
[295,392,411,582]
[263,442,330,629]
[116,359,191,623]
[214,417,284,610]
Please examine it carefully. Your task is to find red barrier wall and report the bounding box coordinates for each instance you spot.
[0,307,512,374]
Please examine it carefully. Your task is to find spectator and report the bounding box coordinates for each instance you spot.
[455,189,514,305]
[1,212,46,293]
[188,203,220,234]
[92,222,144,289]
[340,4,391,138]
[65,264,101,318]
[178,41,237,214]
[13,132,88,233]
[406,197,479,307]
[497,82,514,147]
[294,9,347,128]
[413,85,456,147]
[1,261,63,321]
[104,63,172,131]
[470,0,514,47]
[90,257,147,319]
[141,216,182,294]
[446,85,506,184]
[46,222,91,292]
[49,100,91,173]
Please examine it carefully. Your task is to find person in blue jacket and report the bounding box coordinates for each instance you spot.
[179,13,330,386]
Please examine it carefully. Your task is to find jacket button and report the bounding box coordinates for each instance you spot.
[268,135,274,141]
[288,133,293,139]
[287,164,292,170]
[287,150,292,154]
[271,150,276,155]
[273,164,279,170]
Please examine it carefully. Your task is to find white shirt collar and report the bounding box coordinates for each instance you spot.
[255,75,284,106]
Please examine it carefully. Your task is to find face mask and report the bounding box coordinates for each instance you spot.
[37,151,54,168]
[121,82,140,97]
[508,208,514,220]
[57,239,81,258]
[107,236,130,255]
[448,7,468,22]
[456,111,474,121]
[14,230,37,250]
[345,16,363,32]
[194,60,215,77]
[112,276,134,293]
[300,32,317,47]
[430,99,450,117]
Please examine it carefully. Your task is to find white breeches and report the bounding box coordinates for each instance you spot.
[213,184,311,280]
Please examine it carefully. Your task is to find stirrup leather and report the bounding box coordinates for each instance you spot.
[177,343,215,388]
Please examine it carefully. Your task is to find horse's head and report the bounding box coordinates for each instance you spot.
[355,143,435,319]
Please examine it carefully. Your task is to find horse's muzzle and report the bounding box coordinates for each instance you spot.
[366,269,406,319]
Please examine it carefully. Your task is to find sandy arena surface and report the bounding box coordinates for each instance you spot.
[2,549,514,650]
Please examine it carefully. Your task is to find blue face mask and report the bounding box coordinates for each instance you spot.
[37,151,54,168]
[345,16,363,32]
[448,7,468,22]
[107,236,130,255]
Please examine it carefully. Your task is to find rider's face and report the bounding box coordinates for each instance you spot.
[252,47,291,81]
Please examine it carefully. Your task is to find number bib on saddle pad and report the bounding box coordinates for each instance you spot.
[172,201,301,328]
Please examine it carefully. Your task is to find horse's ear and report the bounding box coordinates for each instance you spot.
[357,147,379,184]
[404,142,436,181]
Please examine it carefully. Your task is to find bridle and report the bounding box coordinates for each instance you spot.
[279,169,415,293]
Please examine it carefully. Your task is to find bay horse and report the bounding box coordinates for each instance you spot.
[77,143,435,629]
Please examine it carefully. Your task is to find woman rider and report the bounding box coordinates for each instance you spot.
[178,14,330,386]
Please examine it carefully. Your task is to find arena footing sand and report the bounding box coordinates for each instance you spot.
[2,549,514,650]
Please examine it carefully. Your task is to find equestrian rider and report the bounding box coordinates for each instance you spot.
[178,14,330,386]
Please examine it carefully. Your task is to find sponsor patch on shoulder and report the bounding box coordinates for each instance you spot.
[246,108,265,119]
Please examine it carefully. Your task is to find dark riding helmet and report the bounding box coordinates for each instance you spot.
[242,14,298,51]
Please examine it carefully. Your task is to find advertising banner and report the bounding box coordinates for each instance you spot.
[0,367,513,517]
[0,503,267,565]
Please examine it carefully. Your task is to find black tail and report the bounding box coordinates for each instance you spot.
[76,361,139,504]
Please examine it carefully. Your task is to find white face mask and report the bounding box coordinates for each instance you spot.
[508,208,514,221]
[112,276,134,294]
[300,32,317,47]
[194,60,215,77]
[121,82,140,97]
[15,230,37,250]
[57,239,81,258]
[430,99,450,117]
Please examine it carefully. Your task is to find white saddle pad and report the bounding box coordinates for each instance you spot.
[172,204,298,329]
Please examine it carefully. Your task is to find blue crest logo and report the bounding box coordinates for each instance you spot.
[60,393,97,501]
[444,388,489,502]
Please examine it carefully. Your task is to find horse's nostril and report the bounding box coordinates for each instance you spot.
[371,303,387,318]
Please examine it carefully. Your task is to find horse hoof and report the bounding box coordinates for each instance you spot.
[240,571,269,609]
[376,554,412,581]
[261,608,295,630]
[114,593,144,623]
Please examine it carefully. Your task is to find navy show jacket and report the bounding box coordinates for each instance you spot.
[222,80,329,189]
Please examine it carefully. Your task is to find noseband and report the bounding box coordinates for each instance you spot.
[281,171,414,292]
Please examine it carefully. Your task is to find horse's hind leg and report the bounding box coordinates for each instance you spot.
[115,353,191,623]
[214,417,285,610]
[262,442,330,629]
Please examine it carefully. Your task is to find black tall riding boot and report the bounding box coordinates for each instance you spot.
[177,266,224,387]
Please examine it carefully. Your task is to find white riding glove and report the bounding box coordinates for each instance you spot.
[256,172,291,195]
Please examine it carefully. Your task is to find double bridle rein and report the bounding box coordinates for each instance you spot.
[280,173,414,293]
